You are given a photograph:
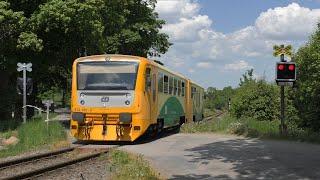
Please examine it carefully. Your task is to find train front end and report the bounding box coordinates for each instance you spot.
[70,55,148,142]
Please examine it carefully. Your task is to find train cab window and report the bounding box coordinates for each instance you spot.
[145,68,151,90]
[169,77,173,94]
[158,73,163,93]
[174,78,178,95]
[181,82,185,96]
[163,75,169,94]
[178,80,181,96]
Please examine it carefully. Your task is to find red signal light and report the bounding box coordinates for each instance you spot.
[278,64,285,71]
[288,64,295,71]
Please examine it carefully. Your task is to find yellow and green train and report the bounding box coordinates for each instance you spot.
[70,54,204,142]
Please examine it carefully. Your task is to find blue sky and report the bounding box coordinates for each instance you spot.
[155,0,320,89]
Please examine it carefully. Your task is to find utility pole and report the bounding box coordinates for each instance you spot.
[17,63,32,123]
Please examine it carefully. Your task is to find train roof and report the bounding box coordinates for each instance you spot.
[74,54,204,89]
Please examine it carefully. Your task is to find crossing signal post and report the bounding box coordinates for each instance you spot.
[276,62,296,85]
[17,63,32,123]
[275,61,296,135]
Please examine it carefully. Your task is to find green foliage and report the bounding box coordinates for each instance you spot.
[0,119,21,132]
[108,150,158,180]
[227,117,280,138]
[0,117,66,157]
[294,24,320,132]
[205,86,235,110]
[231,69,298,123]
[231,79,280,121]
[239,68,255,86]
[183,114,320,143]
[0,0,171,116]
[181,115,233,133]
[181,115,280,138]
[17,32,43,51]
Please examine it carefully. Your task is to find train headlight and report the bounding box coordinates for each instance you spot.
[119,113,132,123]
[72,112,85,123]
[125,100,130,105]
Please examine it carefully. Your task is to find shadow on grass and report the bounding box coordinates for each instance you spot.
[170,138,320,180]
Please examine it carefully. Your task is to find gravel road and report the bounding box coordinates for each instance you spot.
[121,133,320,180]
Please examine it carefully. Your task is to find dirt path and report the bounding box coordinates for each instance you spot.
[121,133,320,179]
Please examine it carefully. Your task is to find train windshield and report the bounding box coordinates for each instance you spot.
[77,61,139,90]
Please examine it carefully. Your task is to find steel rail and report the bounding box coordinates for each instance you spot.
[0,147,75,169]
[1,149,108,180]
[199,111,225,123]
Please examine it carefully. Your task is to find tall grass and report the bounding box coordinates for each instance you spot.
[181,115,234,133]
[108,150,159,180]
[181,114,320,143]
[181,114,281,138]
[0,117,66,158]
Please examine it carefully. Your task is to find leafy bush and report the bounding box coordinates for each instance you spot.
[230,80,280,121]
[228,121,246,135]
[230,76,299,124]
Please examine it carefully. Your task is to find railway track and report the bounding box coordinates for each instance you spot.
[200,111,225,123]
[0,146,111,180]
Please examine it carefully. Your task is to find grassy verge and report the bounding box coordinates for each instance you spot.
[181,114,235,133]
[204,108,215,117]
[181,114,320,143]
[107,150,159,180]
[0,116,67,158]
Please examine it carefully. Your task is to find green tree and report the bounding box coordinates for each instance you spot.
[0,0,171,117]
[239,69,255,86]
[205,86,235,110]
[294,23,320,131]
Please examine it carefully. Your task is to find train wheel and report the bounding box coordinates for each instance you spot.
[157,119,164,135]
[147,124,157,138]
[179,116,185,126]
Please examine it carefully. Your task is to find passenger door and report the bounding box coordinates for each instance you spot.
[146,66,157,124]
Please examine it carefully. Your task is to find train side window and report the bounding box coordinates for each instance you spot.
[169,77,173,94]
[178,80,181,96]
[158,73,163,93]
[174,78,178,95]
[191,87,196,98]
[181,82,185,96]
[164,75,169,94]
[145,68,151,90]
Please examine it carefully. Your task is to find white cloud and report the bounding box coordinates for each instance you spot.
[162,15,212,42]
[155,0,200,23]
[224,60,253,71]
[188,69,195,73]
[196,62,213,68]
[155,1,320,88]
[255,3,320,40]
